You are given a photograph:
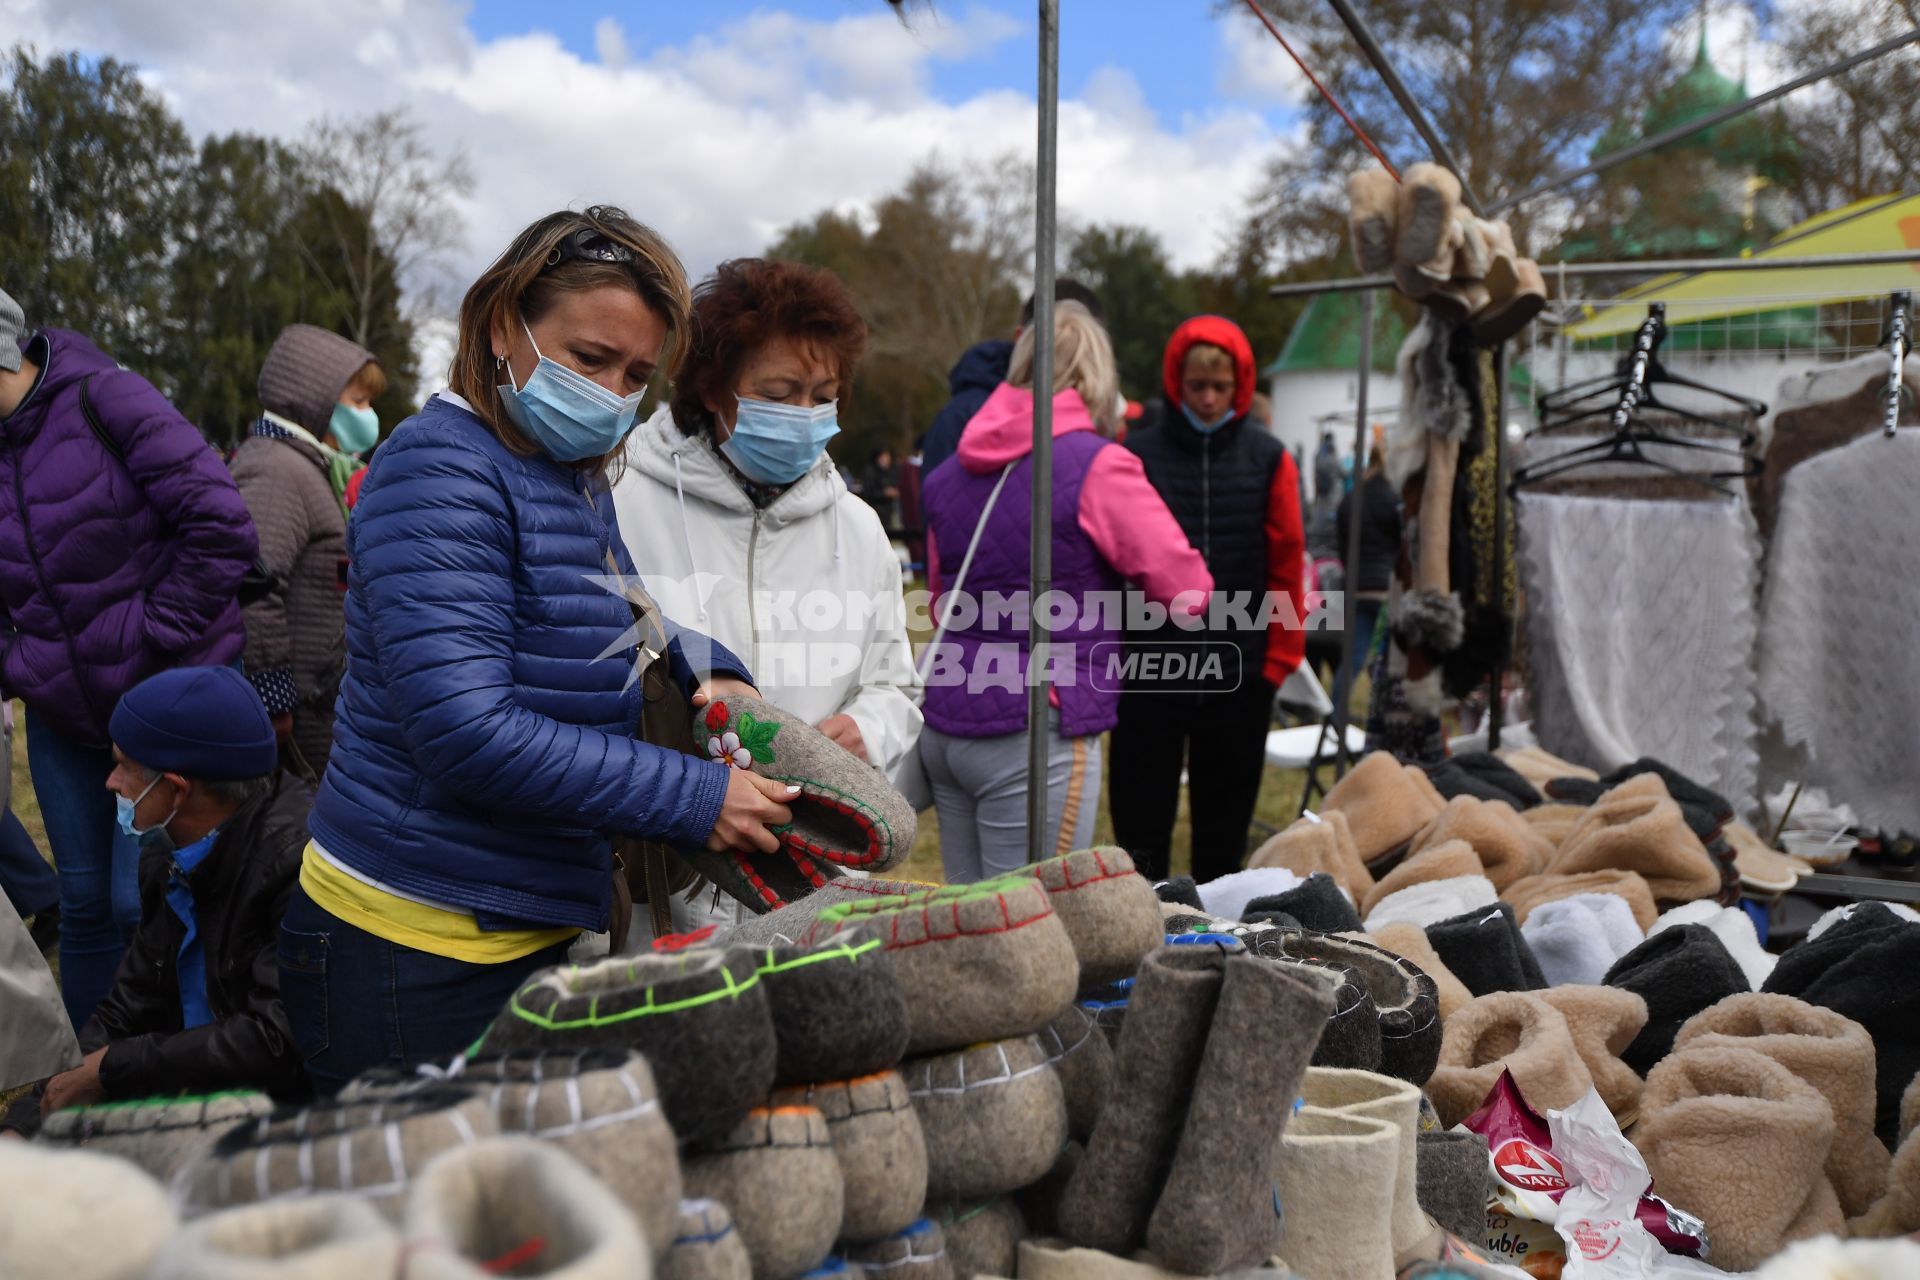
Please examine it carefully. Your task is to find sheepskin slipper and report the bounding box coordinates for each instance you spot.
[1395,162,1465,289]
[1520,893,1645,989]
[1153,876,1204,911]
[476,947,777,1149]
[1533,986,1650,1123]
[146,1194,399,1280]
[1273,1106,1401,1279]
[1360,922,1474,1020]
[1361,840,1484,917]
[813,876,1080,1057]
[1425,902,1546,996]
[1321,752,1446,864]
[1364,874,1500,932]
[1503,869,1658,932]
[662,1198,752,1280]
[0,1141,178,1280]
[1549,792,1721,906]
[1409,797,1553,891]
[1349,166,1400,274]
[174,1089,499,1221]
[1017,847,1163,986]
[932,1197,1026,1279]
[1604,925,1750,1076]
[1427,992,1594,1128]
[844,1218,953,1280]
[1854,1074,1920,1238]
[1724,821,1809,893]
[1415,1129,1491,1244]
[1519,803,1586,850]
[1243,872,1363,934]
[1248,811,1376,906]
[1650,900,1776,991]
[752,929,912,1084]
[35,1089,273,1181]
[1250,930,1441,1085]
[1635,1046,1844,1270]
[401,1136,648,1280]
[1193,867,1305,924]
[1498,746,1599,789]
[1298,1068,1436,1264]
[724,878,930,948]
[1673,994,1889,1216]
[906,1036,1068,1202]
[1598,757,1734,825]
[1036,1004,1115,1143]
[682,1105,843,1280]
[772,1070,928,1241]
[1430,753,1543,811]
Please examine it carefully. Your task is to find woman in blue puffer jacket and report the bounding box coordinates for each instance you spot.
[282,207,799,1092]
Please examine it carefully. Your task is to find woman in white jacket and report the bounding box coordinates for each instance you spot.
[611,258,920,924]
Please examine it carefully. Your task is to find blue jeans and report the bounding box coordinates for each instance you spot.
[278,884,574,1095]
[1334,598,1384,712]
[0,808,58,920]
[26,715,142,1029]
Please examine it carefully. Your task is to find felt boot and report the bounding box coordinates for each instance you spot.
[1248,811,1376,905]
[906,1036,1068,1202]
[35,1089,272,1181]
[1394,164,1464,297]
[1533,986,1650,1124]
[1298,1068,1439,1266]
[751,930,912,1084]
[148,1195,401,1280]
[1550,793,1721,906]
[0,1142,177,1280]
[1473,257,1547,344]
[1018,1238,1250,1280]
[1249,930,1441,1085]
[1145,952,1334,1274]
[475,947,777,1149]
[1348,167,1400,274]
[931,1197,1025,1279]
[1294,958,1384,1073]
[1425,902,1546,996]
[1427,993,1594,1127]
[1636,1046,1844,1270]
[1519,894,1645,988]
[1321,752,1447,864]
[1409,797,1553,891]
[1674,993,1890,1216]
[1415,1130,1491,1243]
[845,1218,953,1280]
[1036,1004,1115,1143]
[1604,925,1749,1075]
[1274,1107,1400,1279]
[1242,872,1362,933]
[400,1137,649,1280]
[814,876,1080,1056]
[1361,840,1484,917]
[1503,869,1658,932]
[773,1070,928,1241]
[1365,875,1499,932]
[1018,848,1162,987]
[1014,1141,1082,1241]
[661,1199,752,1280]
[682,1105,843,1280]
[1361,921,1474,1019]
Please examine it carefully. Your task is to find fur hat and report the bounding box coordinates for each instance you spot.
[1273,1106,1401,1278]
[906,1036,1068,1203]
[1193,867,1305,923]
[1429,753,1543,810]
[931,1196,1025,1280]
[1243,872,1363,934]
[1036,1005,1115,1144]
[1362,840,1485,917]
[1532,986,1650,1123]
[1409,797,1552,891]
[1245,930,1439,1085]
[1503,869,1658,932]
[1248,811,1376,905]
[1673,994,1889,1216]
[751,930,912,1084]
[1518,803,1587,850]
[1427,992,1595,1127]
[1016,848,1163,986]
[1604,925,1750,1075]
[477,948,777,1150]
[36,1090,273,1181]
[662,1198,753,1280]
[146,1194,399,1280]
[815,877,1079,1057]
[1321,753,1447,864]
[1520,894,1645,989]
[1364,874,1500,932]
[1425,902,1546,996]
[1649,900,1775,990]
[772,1070,928,1242]
[1549,792,1721,906]
[1360,921,1474,1020]
[401,1136,649,1280]
[1298,1068,1437,1265]
[682,1105,843,1280]
[1498,746,1598,789]
[843,1217,952,1279]
[1635,1045,1843,1269]
[0,1142,178,1280]
[1416,1129,1492,1244]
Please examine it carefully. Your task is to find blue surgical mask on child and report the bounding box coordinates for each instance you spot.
[719,398,841,485]
[329,402,380,454]
[1181,402,1236,434]
[115,772,178,842]
[498,320,645,461]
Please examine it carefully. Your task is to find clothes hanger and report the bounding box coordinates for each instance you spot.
[1535,304,1769,428]
[1883,290,1912,437]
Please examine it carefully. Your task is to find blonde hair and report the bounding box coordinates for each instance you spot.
[1007,300,1122,434]
[1183,343,1236,378]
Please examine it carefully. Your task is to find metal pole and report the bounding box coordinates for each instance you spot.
[1024,0,1058,864]
[1322,0,1484,216]
[1486,341,1509,750]
[1333,289,1375,773]
[1268,248,1920,299]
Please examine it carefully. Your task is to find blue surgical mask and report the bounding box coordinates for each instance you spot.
[115,772,178,842]
[499,321,645,462]
[719,398,840,486]
[329,402,380,454]
[1181,402,1236,434]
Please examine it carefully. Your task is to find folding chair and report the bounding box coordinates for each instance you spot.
[1265,664,1367,819]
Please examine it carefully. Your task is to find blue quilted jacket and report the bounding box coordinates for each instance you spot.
[308,394,750,931]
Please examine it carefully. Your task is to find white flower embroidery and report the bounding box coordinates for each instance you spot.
[707,730,753,769]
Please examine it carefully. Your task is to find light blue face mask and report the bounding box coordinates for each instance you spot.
[499,321,645,461]
[1181,401,1236,434]
[719,398,841,485]
[115,772,177,843]
[329,402,380,454]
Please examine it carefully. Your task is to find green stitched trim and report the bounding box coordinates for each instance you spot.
[814,872,1031,928]
[755,935,884,975]
[503,961,761,1032]
[756,771,892,847]
[61,1090,266,1115]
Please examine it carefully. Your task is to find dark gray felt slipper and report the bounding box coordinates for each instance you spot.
[750,929,912,1084]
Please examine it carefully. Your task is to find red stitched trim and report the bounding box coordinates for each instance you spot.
[483,1237,547,1273]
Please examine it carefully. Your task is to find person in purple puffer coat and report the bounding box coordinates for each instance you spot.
[0,288,259,1028]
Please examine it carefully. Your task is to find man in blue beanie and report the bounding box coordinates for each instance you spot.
[36,665,313,1112]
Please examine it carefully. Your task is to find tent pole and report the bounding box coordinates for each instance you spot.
[1487,341,1509,751]
[1025,0,1059,864]
[1334,288,1375,773]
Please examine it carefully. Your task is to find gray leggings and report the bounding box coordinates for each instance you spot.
[919,712,1102,884]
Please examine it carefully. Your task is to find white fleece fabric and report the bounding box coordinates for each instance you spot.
[1521,893,1645,988]
[1753,1234,1920,1279]
[1362,874,1499,932]
[1649,900,1776,990]
[0,1143,177,1280]
[1808,901,1920,941]
[1195,867,1305,925]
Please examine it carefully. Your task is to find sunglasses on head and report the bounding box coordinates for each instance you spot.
[542,227,635,272]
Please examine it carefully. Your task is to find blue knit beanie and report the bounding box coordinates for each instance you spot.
[109,666,278,780]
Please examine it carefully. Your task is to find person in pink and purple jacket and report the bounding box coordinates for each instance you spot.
[919,301,1212,882]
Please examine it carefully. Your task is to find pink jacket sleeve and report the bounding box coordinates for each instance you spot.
[1078,444,1213,618]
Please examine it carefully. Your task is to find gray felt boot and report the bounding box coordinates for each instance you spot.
[844,1217,954,1280]
[932,1196,1027,1279]
[751,929,912,1084]
[1035,1004,1115,1143]
[661,1198,753,1280]
[906,1036,1068,1202]
[682,1104,844,1280]
[773,1069,929,1241]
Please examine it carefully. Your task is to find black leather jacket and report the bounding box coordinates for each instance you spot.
[82,772,314,1100]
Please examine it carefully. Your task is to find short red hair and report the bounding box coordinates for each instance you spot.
[671,258,868,438]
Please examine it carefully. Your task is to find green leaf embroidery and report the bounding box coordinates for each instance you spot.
[736,712,781,764]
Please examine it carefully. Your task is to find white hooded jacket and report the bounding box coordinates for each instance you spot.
[610,404,922,775]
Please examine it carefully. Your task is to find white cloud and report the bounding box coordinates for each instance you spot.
[593,17,631,70]
[1215,6,1310,105]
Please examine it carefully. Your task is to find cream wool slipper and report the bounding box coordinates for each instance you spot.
[0,1142,177,1280]
[1273,1106,1400,1280]
[1298,1068,1441,1266]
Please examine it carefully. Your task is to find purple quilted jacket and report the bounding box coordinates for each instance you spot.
[0,329,257,744]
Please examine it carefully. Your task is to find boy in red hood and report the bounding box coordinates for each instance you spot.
[1108,315,1308,883]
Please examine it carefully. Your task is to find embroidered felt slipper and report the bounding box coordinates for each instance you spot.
[844,1218,953,1280]
[929,1196,1025,1280]
[1604,925,1750,1075]
[1409,797,1554,891]
[1244,872,1362,934]
[0,1143,177,1280]
[1017,847,1163,986]
[1248,810,1376,905]
[773,1071,928,1242]
[1519,894,1644,988]
[476,947,776,1149]
[751,929,911,1084]
[36,1090,272,1182]
[813,876,1079,1057]
[1427,993,1594,1127]
[1415,1129,1491,1245]
[724,878,927,948]
[1360,921,1474,1020]
[1298,1068,1438,1266]
[1273,1106,1401,1279]
[1291,957,1384,1073]
[1425,902,1546,997]
[1245,930,1439,1087]
[400,1136,648,1280]
[906,1036,1067,1204]
[1036,1004,1115,1143]
[1076,979,1131,1050]
[146,1194,399,1280]
[1322,753,1448,864]
[682,1105,843,1280]
[661,1198,752,1280]
[1349,167,1400,275]
[1532,986,1649,1123]
[1650,900,1775,990]
[1362,840,1484,917]
[1503,869,1658,932]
